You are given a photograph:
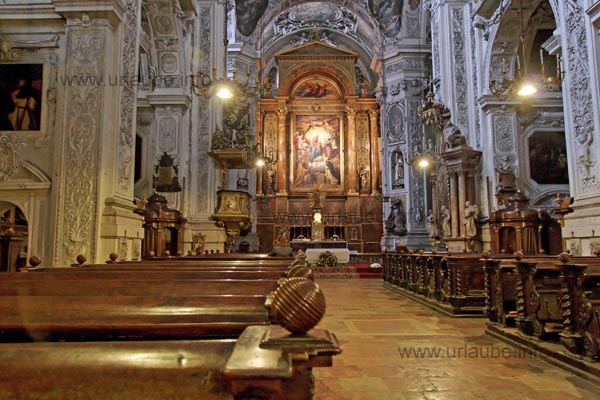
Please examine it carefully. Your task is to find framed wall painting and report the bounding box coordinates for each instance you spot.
[0,64,44,132]
[528,131,568,185]
[290,114,343,191]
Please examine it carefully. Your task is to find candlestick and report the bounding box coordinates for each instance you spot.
[516,55,521,75]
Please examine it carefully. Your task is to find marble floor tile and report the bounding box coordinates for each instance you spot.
[313,279,600,400]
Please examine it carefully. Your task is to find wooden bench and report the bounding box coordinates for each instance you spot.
[557,256,600,360]
[0,324,340,400]
[0,257,340,399]
[483,252,600,339]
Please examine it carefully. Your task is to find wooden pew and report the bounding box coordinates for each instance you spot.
[0,324,340,400]
[16,269,285,281]
[0,257,341,399]
[557,255,600,360]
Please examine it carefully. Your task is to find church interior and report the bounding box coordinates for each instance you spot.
[2,0,600,398]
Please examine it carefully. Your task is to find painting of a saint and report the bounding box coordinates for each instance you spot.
[0,64,43,131]
[291,115,343,190]
[293,77,340,99]
[387,104,404,141]
[528,131,569,185]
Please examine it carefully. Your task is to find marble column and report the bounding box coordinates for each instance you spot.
[368,109,380,194]
[450,172,459,237]
[346,104,358,193]
[458,171,467,237]
[276,102,288,193]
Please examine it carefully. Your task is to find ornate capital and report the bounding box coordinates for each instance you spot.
[345,106,356,117]
[277,106,288,118]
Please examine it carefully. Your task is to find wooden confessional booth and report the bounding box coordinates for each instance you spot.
[255,42,382,253]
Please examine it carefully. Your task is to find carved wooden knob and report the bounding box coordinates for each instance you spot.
[76,255,86,265]
[271,277,326,335]
[29,256,41,267]
[418,249,424,255]
[594,248,600,257]
[432,248,438,255]
[558,252,571,263]
[482,250,492,259]
[109,253,118,262]
[286,265,314,281]
[408,249,414,255]
[513,250,524,261]
[164,250,171,257]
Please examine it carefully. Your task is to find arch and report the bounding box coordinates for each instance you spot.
[485,0,559,93]
[279,63,355,98]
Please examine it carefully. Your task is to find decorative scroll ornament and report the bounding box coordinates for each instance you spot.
[0,38,16,61]
[0,135,26,182]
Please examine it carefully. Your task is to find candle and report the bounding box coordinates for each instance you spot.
[516,55,520,73]
[540,49,544,65]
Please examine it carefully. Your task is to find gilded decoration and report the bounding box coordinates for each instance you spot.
[291,114,343,191]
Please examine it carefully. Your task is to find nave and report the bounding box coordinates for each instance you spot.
[314,279,600,400]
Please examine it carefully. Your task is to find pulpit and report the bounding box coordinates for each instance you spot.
[212,190,253,253]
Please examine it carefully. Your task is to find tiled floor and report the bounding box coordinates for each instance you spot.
[313,279,600,400]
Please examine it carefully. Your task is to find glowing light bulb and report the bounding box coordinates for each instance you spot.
[418,158,430,169]
[517,82,537,96]
[216,85,234,99]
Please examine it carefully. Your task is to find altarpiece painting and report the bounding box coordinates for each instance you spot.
[291,114,343,191]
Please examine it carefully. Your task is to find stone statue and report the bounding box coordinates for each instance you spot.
[441,110,466,149]
[385,198,407,236]
[191,233,206,255]
[440,205,451,237]
[426,210,439,239]
[358,165,369,191]
[463,201,478,238]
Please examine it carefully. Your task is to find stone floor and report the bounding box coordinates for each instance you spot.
[313,279,600,400]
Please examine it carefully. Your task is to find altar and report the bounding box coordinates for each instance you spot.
[289,240,348,252]
[305,248,350,265]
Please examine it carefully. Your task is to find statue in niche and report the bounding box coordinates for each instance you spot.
[358,165,370,191]
[391,149,405,189]
[440,205,451,237]
[262,67,277,98]
[264,163,276,193]
[464,201,479,238]
[355,66,371,97]
[426,210,439,239]
[385,198,407,236]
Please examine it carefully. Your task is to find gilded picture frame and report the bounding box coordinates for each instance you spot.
[290,114,344,191]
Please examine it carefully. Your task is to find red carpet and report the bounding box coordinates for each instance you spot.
[352,263,383,279]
